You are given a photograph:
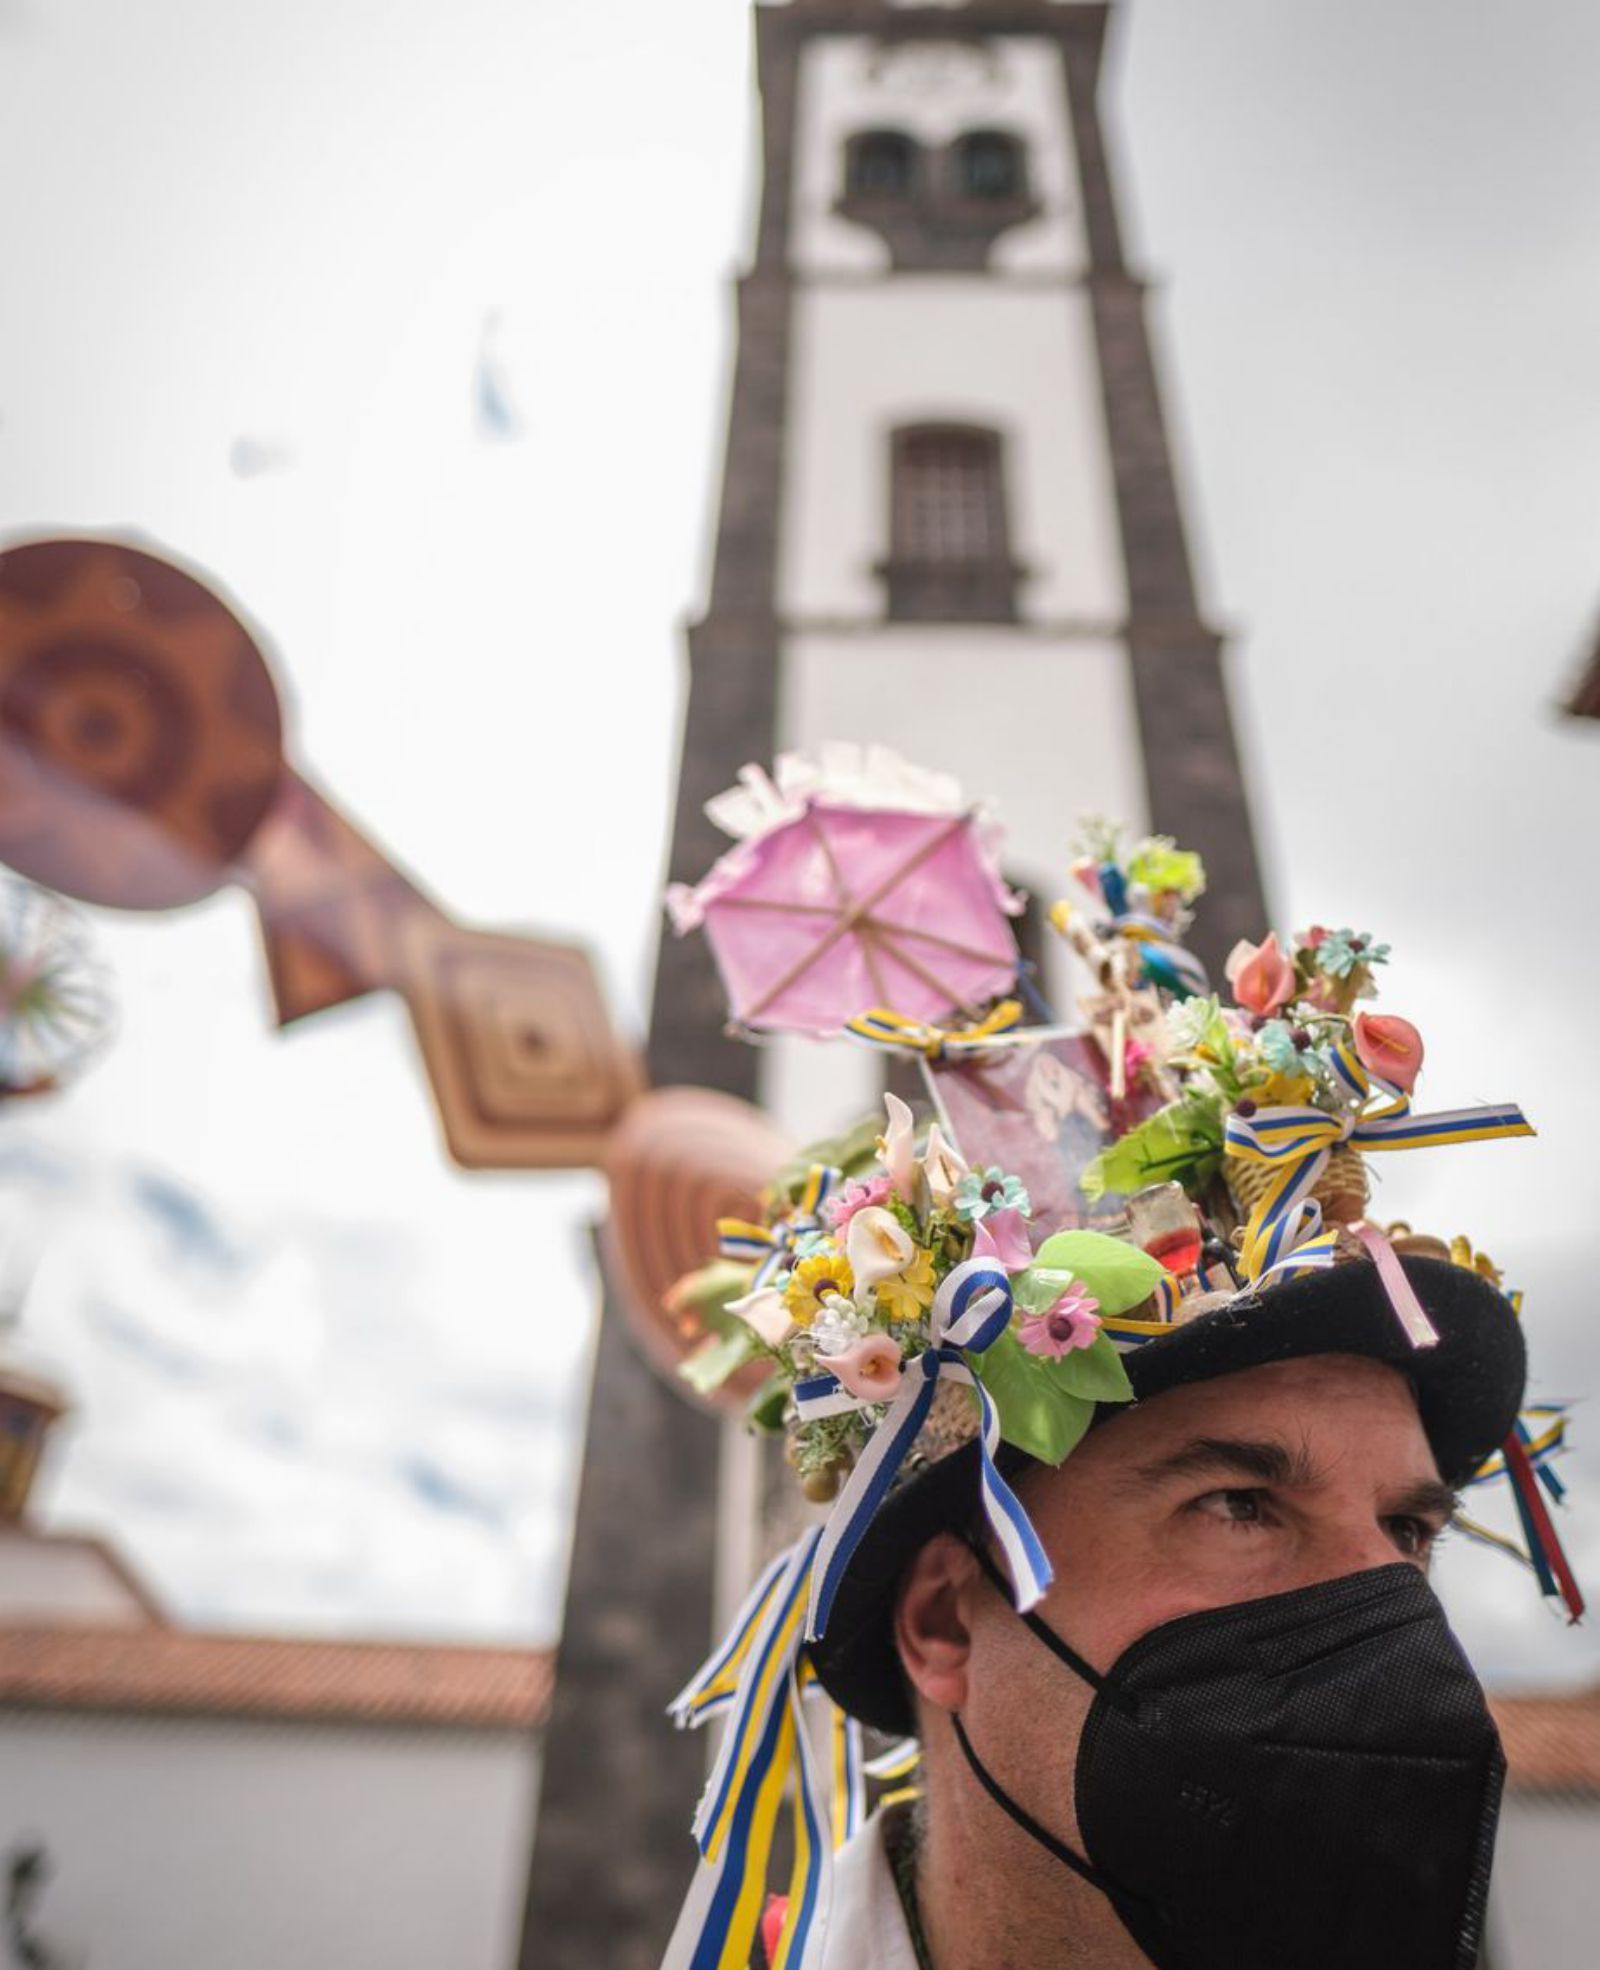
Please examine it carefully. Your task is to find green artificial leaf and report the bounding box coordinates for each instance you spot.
[672,1259,761,1341]
[773,1111,883,1203]
[1011,1265,1078,1316]
[1051,1331,1135,1404]
[972,1328,1097,1465]
[1032,1229,1167,1318]
[678,1324,758,1397]
[1079,1098,1224,1203]
[745,1370,789,1434]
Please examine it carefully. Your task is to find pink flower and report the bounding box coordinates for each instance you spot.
[1301,925,1330,950]
[1352,1011,1425,1094]
[818,1330,904,1402]
[1017,1282,1102,1359]
[822,1174,892,1233]
[1225,932,1296,1018]
[973,1205,1033,1275]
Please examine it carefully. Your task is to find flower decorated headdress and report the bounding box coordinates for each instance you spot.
[658,754,1578,1970]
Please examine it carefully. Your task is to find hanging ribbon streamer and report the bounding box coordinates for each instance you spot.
[1468,1405,1568,1496]
[797,1257,1052,1641]
[718,1164,841,1290]
[1501,1426,1585,1623]
[1350,1221,1439,1349]
[844,998,1024,1061]
[1223,1038,1533,1334]
[665,1528,864,1970]
[1458,1409,1574,1576]
[864,1737,924,1810]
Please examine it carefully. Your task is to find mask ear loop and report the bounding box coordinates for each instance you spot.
[963,1536,1137,1717]
[953,1541,1159,1922]
[950,1712,1114,1894]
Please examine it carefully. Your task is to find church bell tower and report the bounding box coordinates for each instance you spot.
[524,6,1264,1964]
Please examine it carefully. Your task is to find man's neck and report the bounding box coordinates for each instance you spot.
[909,1774,1152,1970]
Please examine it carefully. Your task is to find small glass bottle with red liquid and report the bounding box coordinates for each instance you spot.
[1128,1182,1204,1280]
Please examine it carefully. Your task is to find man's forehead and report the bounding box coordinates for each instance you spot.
[1073,1353,1436,1482]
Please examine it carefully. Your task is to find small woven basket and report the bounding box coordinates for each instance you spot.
[1226,1141,1369,1230]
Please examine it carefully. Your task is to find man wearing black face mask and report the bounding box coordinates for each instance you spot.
[883,1352,1494,1970]
[797,1251,1542,1970]
[658,811,1579,1970]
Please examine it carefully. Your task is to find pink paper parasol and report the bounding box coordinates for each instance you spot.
[670,791,1021,1037]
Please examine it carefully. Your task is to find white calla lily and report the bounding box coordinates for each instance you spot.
[846,1205,916,1290]
[918,1123,969,1211]
[726,1286,795,1349]
[878,1091,917,1202]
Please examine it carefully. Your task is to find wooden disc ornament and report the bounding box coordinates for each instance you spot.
[0,538,285,909]
[604,1087,791,1414]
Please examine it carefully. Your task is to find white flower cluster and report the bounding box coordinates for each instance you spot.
[809,1296,872,1359]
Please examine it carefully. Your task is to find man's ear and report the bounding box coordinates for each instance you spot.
[894,1531,978,1715]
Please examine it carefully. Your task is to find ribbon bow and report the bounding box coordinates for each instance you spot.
[1109,911,1210,1000]
[717,1164,841,1290]
[663,1529,866,1970]
[1223,1038,1533,1308]
[844,998,1024,1060]
[795,1256,1052,1641]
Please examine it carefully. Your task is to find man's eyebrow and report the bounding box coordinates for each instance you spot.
[1384,1479,1460,1526]
[1131,1437,1321,1491]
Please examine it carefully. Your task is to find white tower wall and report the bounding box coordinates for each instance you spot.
[763,20,1147,1143]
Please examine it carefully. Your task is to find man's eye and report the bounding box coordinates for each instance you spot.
[1385,1516,1440,1560]
[1192,1488,1269,1527]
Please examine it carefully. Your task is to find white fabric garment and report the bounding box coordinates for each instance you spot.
[801,1811,919,1970]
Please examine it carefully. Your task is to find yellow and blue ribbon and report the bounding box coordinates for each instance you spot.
[664,1529,857,1970]
[843,998,1024,1060]
[798,1257,1052,1641]
[1223,1038,1532,1306]
[717,1164,841,1290]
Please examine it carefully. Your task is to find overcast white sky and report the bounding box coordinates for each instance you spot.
[0,0,1597,1686]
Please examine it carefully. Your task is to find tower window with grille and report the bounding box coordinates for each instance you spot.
[847,129,918,200]
[955,130,1026,202]
[883,424,1020,622]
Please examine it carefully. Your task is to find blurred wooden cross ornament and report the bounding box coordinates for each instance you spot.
[0,534,638,1170]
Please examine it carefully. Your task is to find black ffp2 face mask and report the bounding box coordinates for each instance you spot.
[954,1553,1505,1970]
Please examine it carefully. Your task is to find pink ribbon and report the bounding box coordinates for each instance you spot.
[1351,1221,1439,1351]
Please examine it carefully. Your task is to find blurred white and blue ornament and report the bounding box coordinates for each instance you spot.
[0,876,114,1098]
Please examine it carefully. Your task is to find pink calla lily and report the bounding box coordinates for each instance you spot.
[1225,932,1296,1018]
[1353,1012,1425,1094]
[819,1331,904,1402]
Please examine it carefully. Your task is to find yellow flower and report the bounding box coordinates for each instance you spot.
[875,1247,938,1323]
[1255,1070,1315,1107]
[784,1253,855,1326]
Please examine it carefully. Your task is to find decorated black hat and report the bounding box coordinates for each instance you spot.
[656,753,1576,1970]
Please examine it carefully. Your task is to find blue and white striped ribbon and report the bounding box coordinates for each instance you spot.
[801,1257,1052,1642]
